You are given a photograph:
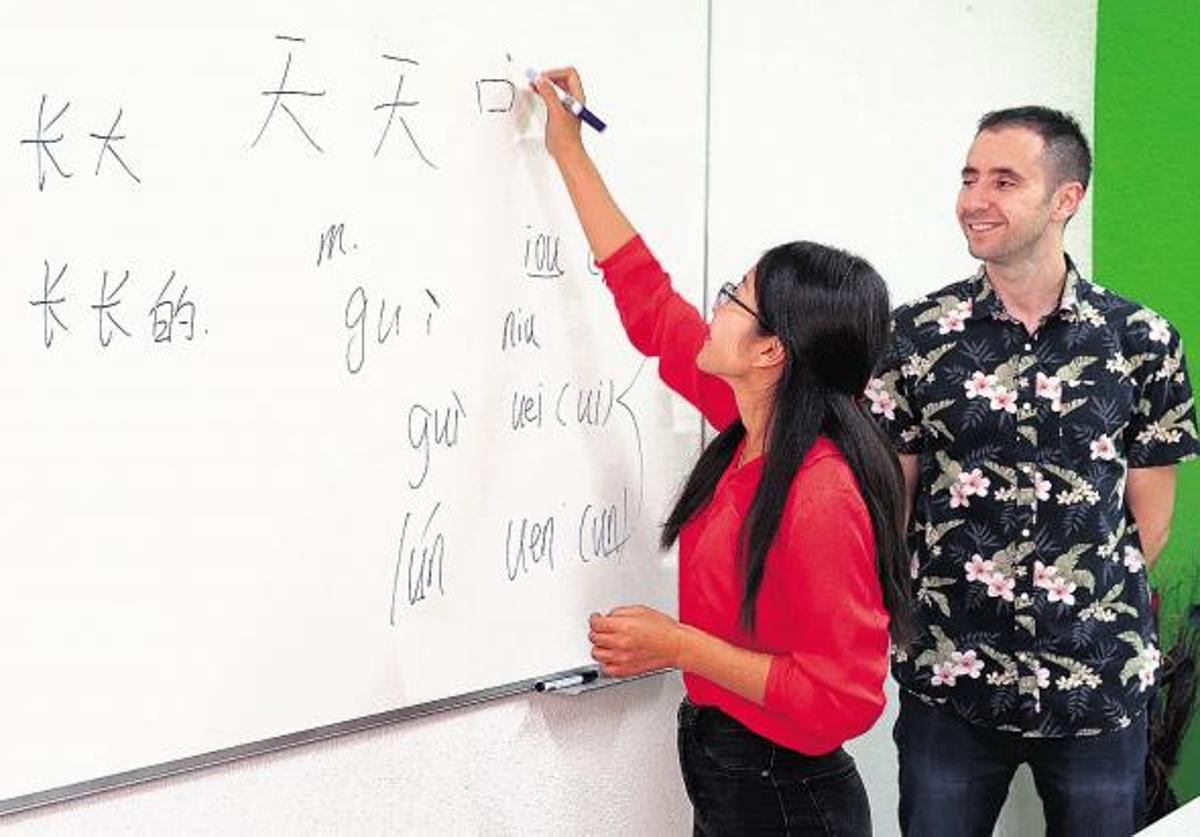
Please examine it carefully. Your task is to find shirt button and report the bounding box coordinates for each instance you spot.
[1024,343,1032,351]
[1023,402,1033,411]
[1022,528,1031,537]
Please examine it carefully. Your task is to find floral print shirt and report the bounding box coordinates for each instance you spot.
[869,258,1198,737]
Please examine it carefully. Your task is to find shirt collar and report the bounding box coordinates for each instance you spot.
[967,254,1085,324]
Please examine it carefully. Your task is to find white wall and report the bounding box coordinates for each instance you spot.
[4,2,1096,835]
[708,0,1097,300]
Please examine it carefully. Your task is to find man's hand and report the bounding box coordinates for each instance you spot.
[1126,465,1178,568]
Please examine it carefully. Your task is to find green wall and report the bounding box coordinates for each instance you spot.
[1095,0,1200,804]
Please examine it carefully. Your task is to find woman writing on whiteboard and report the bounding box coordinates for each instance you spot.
[534,69,915,835]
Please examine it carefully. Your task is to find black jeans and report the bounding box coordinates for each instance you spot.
[677,698,872,836]
[894,690,1148,837]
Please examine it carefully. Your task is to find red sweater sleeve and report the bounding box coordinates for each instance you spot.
[761,464,890,750]
[597,236,739,431]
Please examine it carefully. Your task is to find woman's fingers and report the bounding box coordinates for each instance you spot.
[540,66,585,104]
[590,629,629,651]
[591,647,630,678]
[588,630,608,647]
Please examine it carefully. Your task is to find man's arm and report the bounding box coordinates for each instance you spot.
[1125,465,1178,568]
[899,453,920,529]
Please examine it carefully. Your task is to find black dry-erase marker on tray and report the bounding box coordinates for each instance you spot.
[534,670,601,692]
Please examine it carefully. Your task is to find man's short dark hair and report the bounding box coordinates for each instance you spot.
[978,106,1092,191]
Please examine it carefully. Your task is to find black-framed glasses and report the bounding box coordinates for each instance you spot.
[713,281,771,331]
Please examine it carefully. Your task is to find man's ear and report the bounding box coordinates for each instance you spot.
[1053,181,1085,223]
[755,336,786,370]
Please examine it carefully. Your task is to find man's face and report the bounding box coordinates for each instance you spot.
[957,126,1058,265]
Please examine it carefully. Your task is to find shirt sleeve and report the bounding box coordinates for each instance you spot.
[762,466,891,749]
[868,310,925,455]
[597,235,739,432]
[1125,319,1199,467]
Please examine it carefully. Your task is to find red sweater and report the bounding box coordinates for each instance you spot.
[598,235,890,755]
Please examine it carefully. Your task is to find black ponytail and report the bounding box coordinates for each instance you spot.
[825,393,918,646]
[660,421,745,549]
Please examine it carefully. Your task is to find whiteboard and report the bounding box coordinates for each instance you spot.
[0,1,707,809]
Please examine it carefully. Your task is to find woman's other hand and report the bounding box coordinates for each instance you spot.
[589,605,685,677]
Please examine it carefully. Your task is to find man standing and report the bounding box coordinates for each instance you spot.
[869,107,1198,836]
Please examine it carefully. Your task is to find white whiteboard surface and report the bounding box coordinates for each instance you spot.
[0,1,707,809]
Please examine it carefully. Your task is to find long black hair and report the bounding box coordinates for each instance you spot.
[661,242,917,646]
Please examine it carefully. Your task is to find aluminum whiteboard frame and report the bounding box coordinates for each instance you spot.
[1,667,673,816]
